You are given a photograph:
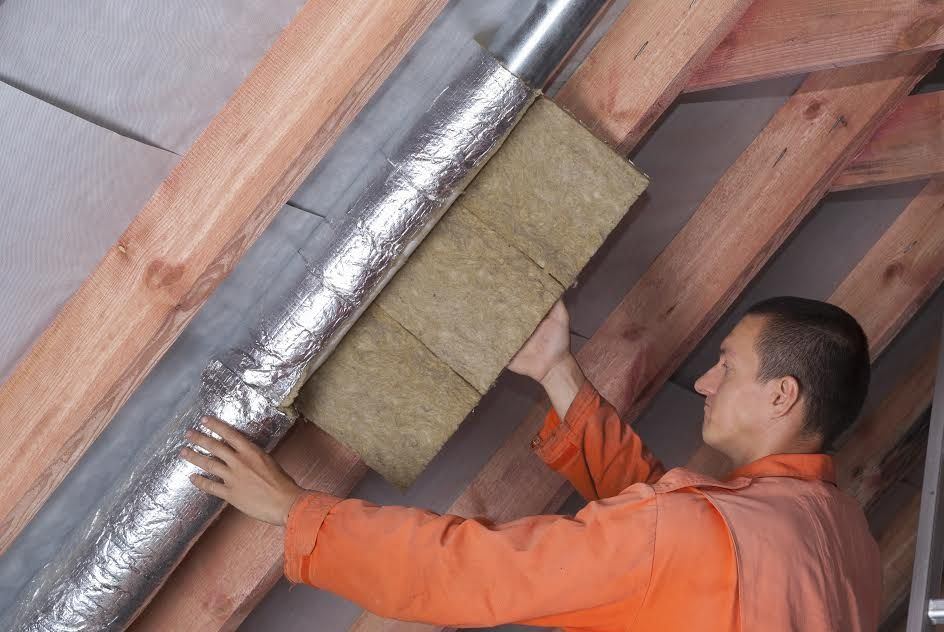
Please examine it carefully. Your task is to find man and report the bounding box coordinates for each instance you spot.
[182,295,881,630]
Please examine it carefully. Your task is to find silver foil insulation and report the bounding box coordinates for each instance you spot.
[231,48,537,405]
[10,362,296,631]
[9,45,536,631]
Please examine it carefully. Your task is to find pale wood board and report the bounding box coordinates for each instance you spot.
[0,0,448,555]
[555,0,755,153]
[833,91,944,191]
[688,0,944,91]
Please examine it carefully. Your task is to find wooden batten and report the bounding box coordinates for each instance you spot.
[833,91,944,191]
[0,0,448,555]
[688,0,944,91]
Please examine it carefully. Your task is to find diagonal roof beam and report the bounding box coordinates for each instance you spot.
[687,0,944,92]
[0,0,448,555]
[833,90,944,191]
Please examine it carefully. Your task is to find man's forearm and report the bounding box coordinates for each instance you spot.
[540,354,586,420]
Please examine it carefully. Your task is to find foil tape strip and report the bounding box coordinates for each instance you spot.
[231,46,537,404]
[9,361,296,631]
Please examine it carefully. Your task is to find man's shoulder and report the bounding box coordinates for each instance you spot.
[650,467,752,495]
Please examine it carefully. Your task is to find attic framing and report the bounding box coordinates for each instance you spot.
[1,0,942,630]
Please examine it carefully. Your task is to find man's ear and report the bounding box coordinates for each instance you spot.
[770,375,801,418]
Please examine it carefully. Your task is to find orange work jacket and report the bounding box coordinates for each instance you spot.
[284,379,881,630]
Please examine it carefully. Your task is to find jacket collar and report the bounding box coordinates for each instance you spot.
[725,452,836,485]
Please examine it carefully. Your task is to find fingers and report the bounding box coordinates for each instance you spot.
[180,446,228,478]
[189,472,228,500]
[199,416,255,452]
[186,427,236,462]
[550,299,569,325]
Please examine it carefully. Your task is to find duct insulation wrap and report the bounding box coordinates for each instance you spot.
[8,361,296,631]
[7,45,536,631]
[230,45,537,405]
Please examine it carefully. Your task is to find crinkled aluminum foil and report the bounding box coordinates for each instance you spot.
[8,46,535,632]
[231,47,537,404]
[8,361,296,631]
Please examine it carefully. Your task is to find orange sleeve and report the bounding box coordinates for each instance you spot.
[531,378,666,501]
[283,487,658,628]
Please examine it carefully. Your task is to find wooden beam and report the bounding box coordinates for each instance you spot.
[880,492,921,624]
[131,422,367,631]
[0,0,447,554]
[554,0,755,154]
[837,341,935,512]
[349,54,938,632]
[833,91,944,191]
[832,178,944,363]
[690,176,944,477]
[687,0,944,92]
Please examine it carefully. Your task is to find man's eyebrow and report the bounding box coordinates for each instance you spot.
[719,345,735,358]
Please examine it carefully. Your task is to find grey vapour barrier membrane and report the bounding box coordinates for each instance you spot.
[0,82,176,383]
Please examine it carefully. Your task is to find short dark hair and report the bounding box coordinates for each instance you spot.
[744,296,870,448]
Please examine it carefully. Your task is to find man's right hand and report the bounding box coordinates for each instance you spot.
[508,299,573,384]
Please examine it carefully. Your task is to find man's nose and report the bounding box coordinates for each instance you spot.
[694,368,717,396]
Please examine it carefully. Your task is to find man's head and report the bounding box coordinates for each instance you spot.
[694,296,870,462]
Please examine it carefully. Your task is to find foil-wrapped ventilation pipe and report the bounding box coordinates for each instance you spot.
[8,1,611,629]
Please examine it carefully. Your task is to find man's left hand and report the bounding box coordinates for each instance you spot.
[180,416,306,526]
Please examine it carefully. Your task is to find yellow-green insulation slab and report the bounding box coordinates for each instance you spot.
[297,96,649,487]
[298,304,480,488]
[459,97,649,287]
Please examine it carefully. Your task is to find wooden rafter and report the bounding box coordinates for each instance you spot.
[833,90,944,191]
[555,0,755,153]
[350,54,938,632]
[838,340,936,511]
[0,0,447,555]
[687,0,944,91]
[879,493,922,624]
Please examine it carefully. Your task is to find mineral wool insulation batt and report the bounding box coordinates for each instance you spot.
[298,97,649,487]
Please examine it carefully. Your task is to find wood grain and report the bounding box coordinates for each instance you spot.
[833,91,944,191]
[688,0,944,91]
[0,0,446,555]
[836,342,935,512]
[555,0,755,153]
[878,492,922,623]
[350,54,938,632]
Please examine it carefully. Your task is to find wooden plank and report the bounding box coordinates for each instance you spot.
[554,0,755,154]
[131,422,368,631]
[837,342,935,512]
[349,54,938,632]
[833,91,944,191]
[831,178,944,363]
[690,177,944,477]
[879,493,921,624]
[687,0,944,91]
[0,0,447,554]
